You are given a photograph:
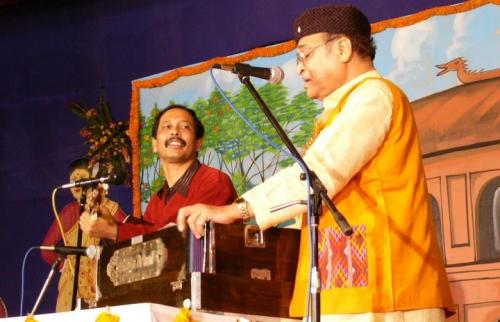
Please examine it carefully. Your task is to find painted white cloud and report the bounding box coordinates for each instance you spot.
[387,19,436,82]
[140,55,308,114]
[446,12,473,59]
[281,57,305,99]
[141,68,242,113]
[195,58,306,103]
[201,68,241,97]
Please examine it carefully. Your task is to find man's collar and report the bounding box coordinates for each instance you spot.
[322,70,381,109]
[158,159,201,199]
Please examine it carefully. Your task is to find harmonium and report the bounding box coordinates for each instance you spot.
[94,223,300,318]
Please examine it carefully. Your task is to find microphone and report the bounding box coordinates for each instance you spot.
[213,63,284,84]
[59,173,122,189]
[39,245,98,259]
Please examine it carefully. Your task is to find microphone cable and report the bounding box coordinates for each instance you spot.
[50,187,76,275]
[19,247,38,316]
[210,66,318,321]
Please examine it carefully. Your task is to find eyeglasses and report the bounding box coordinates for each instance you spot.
[296,36,340,65]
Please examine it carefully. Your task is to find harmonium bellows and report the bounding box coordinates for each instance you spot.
[95,223,300,318]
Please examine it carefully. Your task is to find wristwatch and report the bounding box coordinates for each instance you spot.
[235,197,251,223]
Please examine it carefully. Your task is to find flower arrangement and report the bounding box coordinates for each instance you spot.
[24,315,38,322]
[174,299,194,322]
[95,307,120,322]
[70,95,132,185]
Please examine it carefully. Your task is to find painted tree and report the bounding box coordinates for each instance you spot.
[139,104,166,203]
[139,84,321,199]
[195,83,320,194]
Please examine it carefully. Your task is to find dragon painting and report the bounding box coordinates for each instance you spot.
[436,57,500,84]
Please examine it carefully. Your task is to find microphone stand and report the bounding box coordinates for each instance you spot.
[237,74,353,322]
[30,255,64,316]
[71,188,88,310]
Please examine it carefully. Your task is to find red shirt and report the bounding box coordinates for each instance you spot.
[118,164,236,241]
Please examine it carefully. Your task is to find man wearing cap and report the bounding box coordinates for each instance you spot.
[177,4,454,321]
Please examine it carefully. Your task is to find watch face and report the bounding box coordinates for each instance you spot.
[236,198,250,223]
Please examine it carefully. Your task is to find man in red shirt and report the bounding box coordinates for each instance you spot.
[80,105,236,241]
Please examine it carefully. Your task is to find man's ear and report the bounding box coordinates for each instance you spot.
[337,37,353,63]
[196,138,204,151]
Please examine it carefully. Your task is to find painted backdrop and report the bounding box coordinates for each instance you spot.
[132,2,499,321]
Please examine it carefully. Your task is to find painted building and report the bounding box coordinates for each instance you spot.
[414,76,500,322]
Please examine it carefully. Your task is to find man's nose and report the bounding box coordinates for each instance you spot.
[169,126,180,136]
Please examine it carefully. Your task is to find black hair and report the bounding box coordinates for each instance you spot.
[68,158,90,174]
[344,34,377,61]
[151,105,205,139]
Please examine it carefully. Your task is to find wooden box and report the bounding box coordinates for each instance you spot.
[95,224,300,317]
[95,226,191,308]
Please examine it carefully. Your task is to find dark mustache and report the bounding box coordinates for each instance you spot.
[165,137,186,147]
